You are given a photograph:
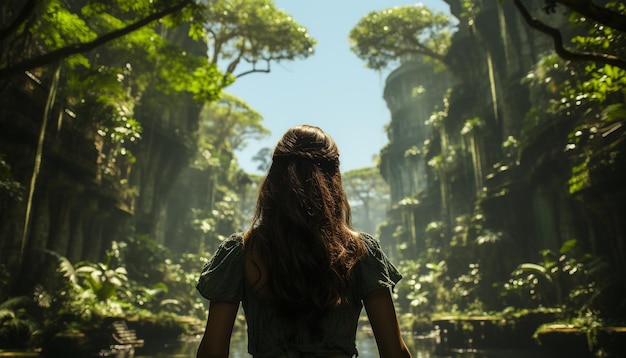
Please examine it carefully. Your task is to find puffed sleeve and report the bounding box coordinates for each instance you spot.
[355,233,402,299]
[196,234,244,302]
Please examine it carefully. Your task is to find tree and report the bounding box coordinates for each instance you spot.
[343,166,390,234]
[512,0,626,69]
[0,0,230,269]
[196,93,270,170]
[198,0,317,78]
[537,0,626,33]
[348,4,453,71]
[252,147,273,173]
[0,0,194,79]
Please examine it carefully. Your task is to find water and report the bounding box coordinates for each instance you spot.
[133,326,551,358]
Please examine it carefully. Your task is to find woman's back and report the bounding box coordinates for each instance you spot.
[197,232,402,357]
[196,125,411,358]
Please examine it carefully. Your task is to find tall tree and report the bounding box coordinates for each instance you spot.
[0,0,194,79]
[343,166,390,234]
[197,93,270,170]
[198,0,317,77]
[348,4,453,71]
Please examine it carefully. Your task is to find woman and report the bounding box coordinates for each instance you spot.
[196,125,411,358]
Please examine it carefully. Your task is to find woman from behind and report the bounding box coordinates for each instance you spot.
[196,124,411,358]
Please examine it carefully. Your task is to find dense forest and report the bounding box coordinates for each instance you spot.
[0,0,624,357]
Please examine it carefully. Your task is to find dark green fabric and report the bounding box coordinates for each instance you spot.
[196,232,401,357]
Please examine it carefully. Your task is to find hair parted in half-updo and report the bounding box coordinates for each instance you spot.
[244,124,367,324]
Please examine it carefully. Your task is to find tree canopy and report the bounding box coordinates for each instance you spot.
[343,166,390,234]
[512,0,626,69]
[198,0,317,78]
[0,0,195,78]
[348,4,453,71]
[196,93,270,170]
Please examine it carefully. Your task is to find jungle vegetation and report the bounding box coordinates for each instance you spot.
[349,0,626,348]
[0,0,624,355]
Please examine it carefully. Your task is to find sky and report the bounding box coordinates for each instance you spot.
[228,1,453,174]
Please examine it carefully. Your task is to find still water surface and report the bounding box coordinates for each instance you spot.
[134,326,551,358]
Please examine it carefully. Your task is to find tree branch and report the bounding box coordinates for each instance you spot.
[556,0,626,34]
[226,45,246,74]
[0,0,193,79]
[235,60,271,78]
[513,0,626,70]
[404,37,448,64]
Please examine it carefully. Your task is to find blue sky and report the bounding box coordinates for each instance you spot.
[228,1,452,174]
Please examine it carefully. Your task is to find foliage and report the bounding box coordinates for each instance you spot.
[395,259,445,318]
[0,297,40,349]
[186,93,270,252]
[349,4,453,71]
[394,218,494,331]
[0,1,196,82]
[251,147,273,173]
[192,190,241,253]
[0,1,232,217]
[195,93,269,171]
[9,237,211,348]
[522,9,625,196]
[459,0,481,26]
[427,145,461,175]
[343,166,390,233]
[569,1,626,60]
[198,0,317,77]
[112,236,210,320]
[524,53,624,195]
[501,240,611,317]
[379,1,625,339]
[160,252,212,319]
[534,309,605,351]
[511,0,626,69]
[0,0,311,348]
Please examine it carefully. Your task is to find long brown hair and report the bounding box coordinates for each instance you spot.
[244,125,366,322]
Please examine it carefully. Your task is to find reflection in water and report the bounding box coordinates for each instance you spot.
[135,326,438,358]
[134,326,546,358]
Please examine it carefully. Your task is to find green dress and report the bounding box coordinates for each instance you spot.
[196,232,402,357]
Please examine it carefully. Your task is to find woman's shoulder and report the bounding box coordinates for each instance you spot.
[355,231,382,253]
[205,233,244,270]
[196,233,245,302]
[221,232,244,248]
[351,231,403,297]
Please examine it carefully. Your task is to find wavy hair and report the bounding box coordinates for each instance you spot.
[244,125,366,323]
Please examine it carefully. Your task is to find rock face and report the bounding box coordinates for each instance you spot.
[0,25,204,294]
[378,1,625,313]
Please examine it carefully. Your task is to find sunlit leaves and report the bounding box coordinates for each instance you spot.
[349,4,453,70]
[523,46,624,195]
[27,2,97,70]
[502,241,606,311]
[570,1,626,57]
[202,0,317,75]
[576,64,626,103]
[195,93,269,170]
[74,261,129,301]
[191,194,240,244]
[39,4,97,46]
[65,64,142,170]
[460,0,480,25]
[183,63,234,103]
[602,103,626,123]
[460,117,484,135]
